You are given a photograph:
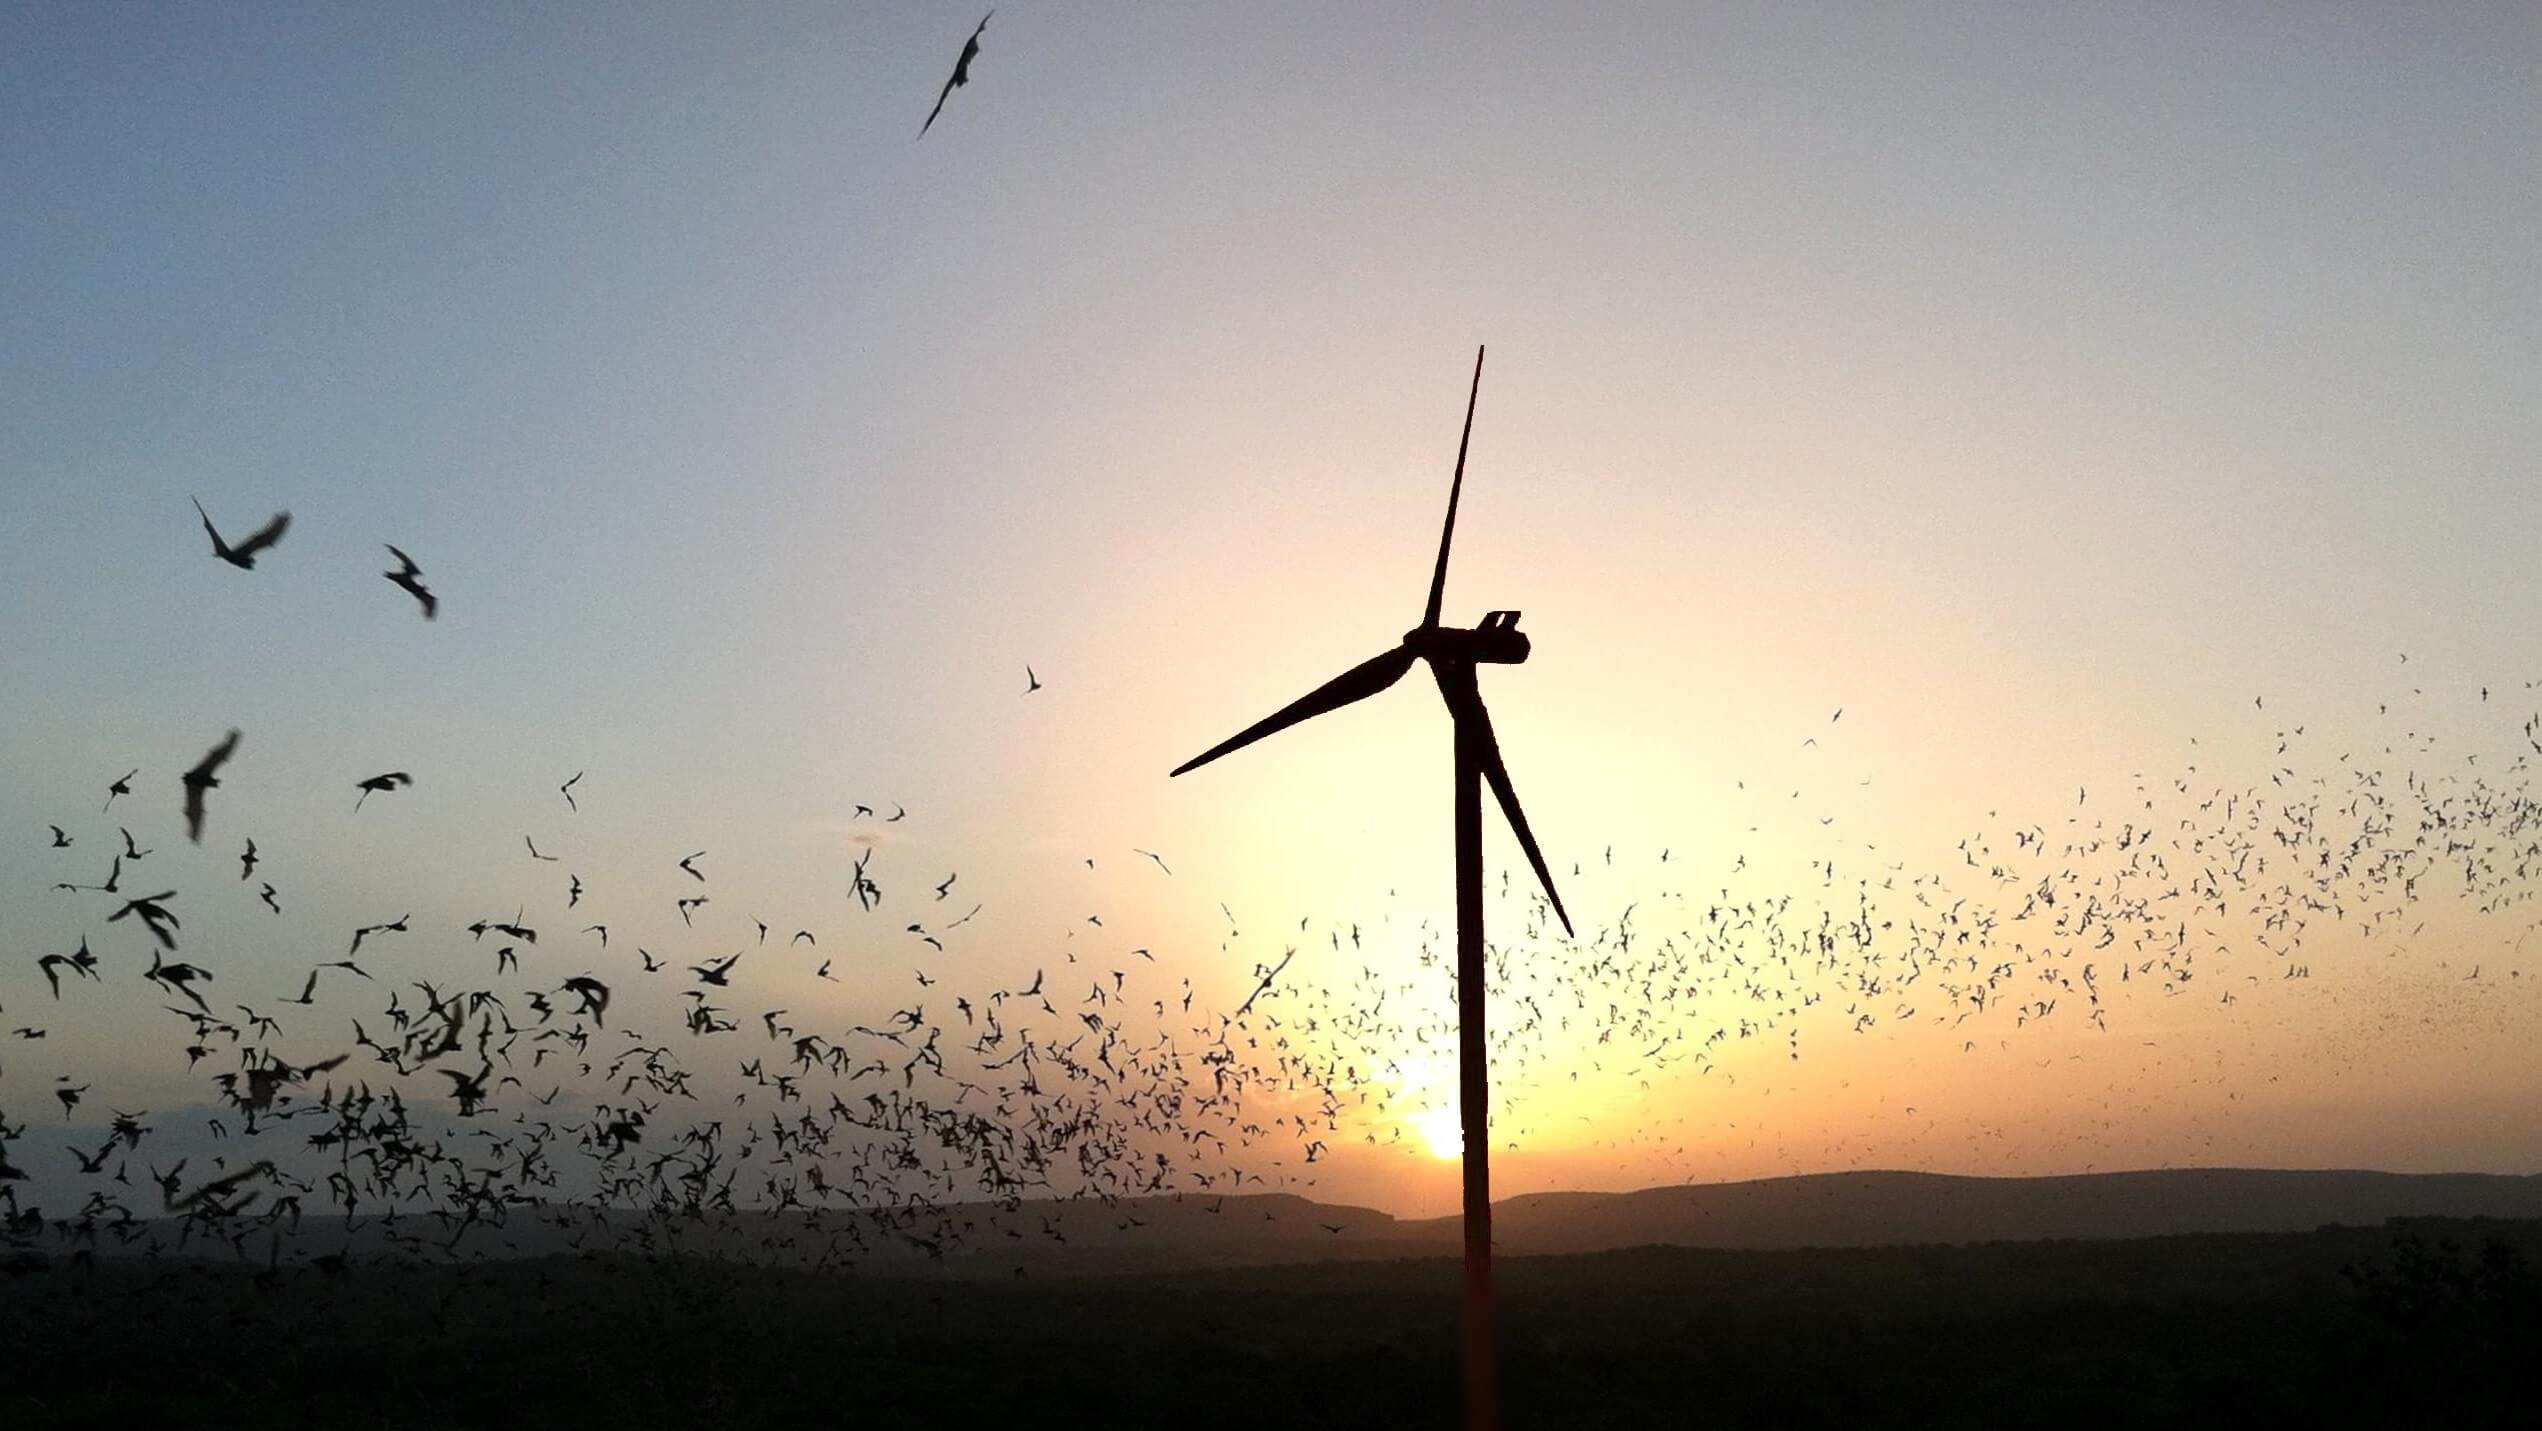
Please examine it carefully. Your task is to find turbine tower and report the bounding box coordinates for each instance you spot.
[1171,345,1569,1431]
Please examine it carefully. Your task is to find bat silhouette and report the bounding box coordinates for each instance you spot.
[383,544,437,618]
[191,497,290,569]
[354,772,412,810]
[182,730,240,843]
[920,11,993,138]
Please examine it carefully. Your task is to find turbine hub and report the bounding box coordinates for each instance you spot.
[1406,611,1531,665]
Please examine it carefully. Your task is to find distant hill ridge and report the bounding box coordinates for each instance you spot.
[59,1168,2542,1276]
[1444,1168,2542,1255]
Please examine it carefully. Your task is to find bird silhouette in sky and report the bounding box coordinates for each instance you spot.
[181,730,240,843]
[348,915,408,957]
[919,11,993,139]
[382,544,437,618]
[238,837,258,881]
[53,853,118,894]
[441,1064,492,1117]
[36,936,101,998]
[283,961,370,1006]
[48,825,71,848]
[143,949,214,1011]
[103,768,136,812]
[560,974,611,1026]
[1024,665,1042,693]
[560,771,583,811]
[110,890,181,951]
[191,497,290,570]
[354,772,412,810]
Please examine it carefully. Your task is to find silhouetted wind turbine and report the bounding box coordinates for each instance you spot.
[1170,345,1568,1431]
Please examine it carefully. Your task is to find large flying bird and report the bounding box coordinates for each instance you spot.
[191,497,290,570]
[383,544,437,618]
[919,11,993,138]
[181,730,240,843]
[354,772,413,811]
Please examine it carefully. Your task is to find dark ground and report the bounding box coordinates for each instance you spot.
[4,1217,2535,1429]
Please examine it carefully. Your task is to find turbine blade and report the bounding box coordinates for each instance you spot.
[1171,646,1416,777]
[1420,345,1486,630]
[1473,701,1572,936]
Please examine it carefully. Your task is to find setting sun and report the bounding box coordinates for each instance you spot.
[1409,1106,1463,1160]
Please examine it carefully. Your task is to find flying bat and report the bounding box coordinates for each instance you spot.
[182,729,241,843]
[919,11,994,139]
[383,544,437,618]
[354,772,412,810]
[191,497,290,569]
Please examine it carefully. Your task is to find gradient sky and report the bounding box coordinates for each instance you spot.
[4,4,2539,1215]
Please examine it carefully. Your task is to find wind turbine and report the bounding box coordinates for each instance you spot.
[1171,345,1568,1431]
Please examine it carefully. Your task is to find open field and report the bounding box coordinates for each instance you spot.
[6,1215,2535,1429]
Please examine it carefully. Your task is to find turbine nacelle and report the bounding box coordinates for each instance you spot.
[1407,611,1530,666]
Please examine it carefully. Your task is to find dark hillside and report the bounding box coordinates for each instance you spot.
[6,1216,2534,1429]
